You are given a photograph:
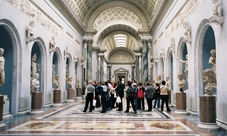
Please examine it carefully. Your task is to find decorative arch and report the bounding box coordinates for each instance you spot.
[85,1,148,28]
[0,19,22,116]
[30,37,47,107]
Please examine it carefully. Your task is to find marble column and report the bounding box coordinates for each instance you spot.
[86,40,93,80]
[131,65,135,81]
[135,55,140,81]
[108,65,111,80]
[100,55,104,82]
[142,39,149,85]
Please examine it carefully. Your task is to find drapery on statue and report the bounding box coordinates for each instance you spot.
[178,74,186,92]
[52,65,59,90]
[0,48,5,87]
[209,49,216,72]
[31,53,40,78]
[31,73,40,93]
[202,69,216,95]
[177,54,188,80]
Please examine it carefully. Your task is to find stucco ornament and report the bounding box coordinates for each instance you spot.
[49,36,56,53]
[26,20,35,43]
[202,69,216,95]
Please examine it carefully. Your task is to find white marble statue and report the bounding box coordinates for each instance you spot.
[212,0,220,16]
[178,74,186,92]
[209,49,216,72]
[0,48,5,87]
[26,20,35,43]
[177,54,188,80]
[31,73,40,93]
[202,69,216,95]
[31,53,40,78]
[76,80,80,87]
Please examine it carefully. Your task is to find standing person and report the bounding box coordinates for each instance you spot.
[100,81,107,113]
[160,81,171,112]
[95,81,101,108]
[124,81,137,114]
[110,81,118,109]
[145,82,154,112]
[132,81,138,110]
[116,78,124,111]
[83,80,95,113]
[153,83,160,109]
[137,82,145,110]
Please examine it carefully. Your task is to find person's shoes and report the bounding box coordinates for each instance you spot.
[100,111,106,113]
[116,109,122,111]
[124,111,129,113]
[83,110,86,112]
[147,110,151,112]
[134,111,137,114]
[167,109,171,112]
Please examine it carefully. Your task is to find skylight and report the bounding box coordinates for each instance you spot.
[114,34,127,47]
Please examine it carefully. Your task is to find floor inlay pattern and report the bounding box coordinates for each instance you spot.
[8,120,191,131]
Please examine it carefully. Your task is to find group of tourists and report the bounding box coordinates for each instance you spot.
[82,78,171,113]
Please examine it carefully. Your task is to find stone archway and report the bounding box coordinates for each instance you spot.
[0,19,22,116]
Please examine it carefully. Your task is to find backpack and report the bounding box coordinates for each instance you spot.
[137,88,144,99]
[128,87,134,97]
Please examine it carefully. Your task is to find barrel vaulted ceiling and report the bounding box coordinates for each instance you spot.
[50,0,173,62]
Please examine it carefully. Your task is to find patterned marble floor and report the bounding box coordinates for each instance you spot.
[0,99,225,136]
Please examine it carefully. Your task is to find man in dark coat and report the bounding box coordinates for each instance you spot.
[116,78,124,111]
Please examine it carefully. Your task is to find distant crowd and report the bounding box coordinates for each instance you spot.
[82,78,171,113]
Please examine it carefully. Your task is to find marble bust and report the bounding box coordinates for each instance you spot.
[156,75,162,85]
[178,74,186,92]
[202,69,216,95]
[0,48,5,87]
[209,49,216,72]
[53,75,59,90]
[67,76,73,89]
[31,73,40,93]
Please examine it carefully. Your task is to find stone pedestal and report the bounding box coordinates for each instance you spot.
[197,95,219,130]
[53,90,62,106]
[174,92,187,114]
[0,95,5,129]
[67,88,74,102]
[77,88,82,96]
[30,92,44,114]
[168,90,173,107]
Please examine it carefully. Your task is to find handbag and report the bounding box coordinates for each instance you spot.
[116,96,121,103]
[93,99,96,106]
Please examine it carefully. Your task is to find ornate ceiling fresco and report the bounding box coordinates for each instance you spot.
[50,0,173,63]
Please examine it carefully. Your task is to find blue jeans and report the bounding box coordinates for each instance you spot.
[153,96,160,108]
